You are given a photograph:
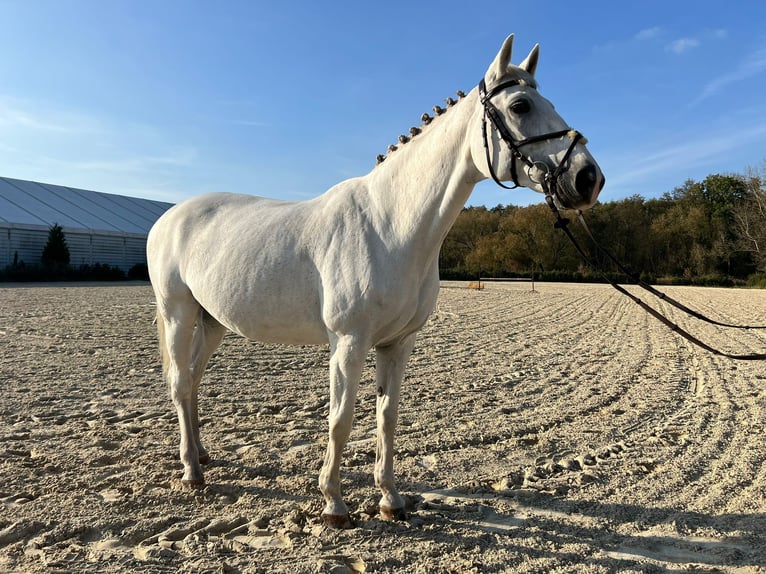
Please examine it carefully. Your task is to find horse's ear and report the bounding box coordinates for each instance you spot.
[485,34,514,85]
[519,43,539,77]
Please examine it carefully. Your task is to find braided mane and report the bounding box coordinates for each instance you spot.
[375,90,467,166]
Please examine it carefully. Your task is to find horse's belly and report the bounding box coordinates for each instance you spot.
[200,286,328,346]
[233,314,329,345]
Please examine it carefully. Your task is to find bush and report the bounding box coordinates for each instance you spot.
[747,273,766,289]
[128,263,150,281]
[656,276,687,286]
[71,263,126,281]
[0,262,127,282]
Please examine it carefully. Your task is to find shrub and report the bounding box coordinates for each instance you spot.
[128,263,150,281]
[747,273,766,289]
[0,262,127,282]
[71,263,126,281]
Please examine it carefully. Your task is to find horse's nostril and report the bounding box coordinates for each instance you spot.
[575,164,600,198]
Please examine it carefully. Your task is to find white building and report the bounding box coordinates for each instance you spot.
[0,176,173,271]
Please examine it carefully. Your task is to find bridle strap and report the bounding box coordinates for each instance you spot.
[480,78,529,189]
[481,112,519,190]
[479,78,581,191]
[543,193,766,361]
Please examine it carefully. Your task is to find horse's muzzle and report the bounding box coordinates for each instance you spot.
[557,163,605,209]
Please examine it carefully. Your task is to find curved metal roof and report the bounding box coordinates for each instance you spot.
[0,176,173,234]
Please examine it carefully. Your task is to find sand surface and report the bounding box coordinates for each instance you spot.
[1,281,765,573]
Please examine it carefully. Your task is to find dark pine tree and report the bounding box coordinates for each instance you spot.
[41,223,70,267]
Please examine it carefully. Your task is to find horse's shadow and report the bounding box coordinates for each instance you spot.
[395,484,765,571]
[198,453,765,571]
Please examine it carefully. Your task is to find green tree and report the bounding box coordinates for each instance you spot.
[586,196,655,276]
[500,204,574,274]
[440,206,506,277]
[440,165,764,284]
[41,223,70,268]
[658,174,750,278]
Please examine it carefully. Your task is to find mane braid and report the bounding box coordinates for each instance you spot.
[375,89,466,166]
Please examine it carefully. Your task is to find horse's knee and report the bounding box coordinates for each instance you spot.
[168,371,195,403]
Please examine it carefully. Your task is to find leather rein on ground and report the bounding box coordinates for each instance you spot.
[479,78,766,361]
[543,196,766,361]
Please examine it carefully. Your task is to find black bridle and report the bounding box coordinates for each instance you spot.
[479,77,584,200]
[479,77,766,361]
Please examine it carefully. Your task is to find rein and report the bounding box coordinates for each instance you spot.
[479,77,766,361]
[541,196,766,360]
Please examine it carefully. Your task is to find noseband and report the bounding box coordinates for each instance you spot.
[479,78,584,202]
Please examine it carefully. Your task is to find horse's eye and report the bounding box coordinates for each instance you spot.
[510,99,531,114]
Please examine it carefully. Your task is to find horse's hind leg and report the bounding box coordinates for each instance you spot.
[157,298,207,488]
[319,334,367,528]
[189,311,226,465]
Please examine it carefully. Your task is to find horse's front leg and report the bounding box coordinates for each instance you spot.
[319,334,366,529]
[374,334,416,521]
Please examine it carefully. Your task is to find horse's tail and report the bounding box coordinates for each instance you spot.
[156,307,170,380]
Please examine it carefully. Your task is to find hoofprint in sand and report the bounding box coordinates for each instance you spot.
[1,282,764,573]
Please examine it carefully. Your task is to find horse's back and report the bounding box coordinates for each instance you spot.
[148,192,305,285]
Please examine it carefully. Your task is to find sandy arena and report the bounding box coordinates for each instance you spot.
[1,281,765,573]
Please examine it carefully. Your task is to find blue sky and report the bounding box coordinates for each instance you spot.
[1,1,765,207]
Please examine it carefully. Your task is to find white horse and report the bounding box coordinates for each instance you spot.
[147,34,604,529]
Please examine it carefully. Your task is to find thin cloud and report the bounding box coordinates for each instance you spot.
[0,100,86,133]
[594,27,662,53]
[216,99,271,128]
[606,119,766,189]
[692,44,766,105]
[635,27,662,41]
[667,37,700,54]
[67,149,198,173]
[230,119,270,128]
[0,97,200,201]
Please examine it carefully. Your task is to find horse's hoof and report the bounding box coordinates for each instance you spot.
[181,478,205,490]
[380,505,409,522]
[198,454,210,465]
[321,512,354,529]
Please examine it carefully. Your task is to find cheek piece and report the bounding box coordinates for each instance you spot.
[479,77,583,200]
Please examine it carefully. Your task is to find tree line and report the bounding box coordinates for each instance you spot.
[440,164,766,287]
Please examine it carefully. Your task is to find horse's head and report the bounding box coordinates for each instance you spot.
[471,34,605,210]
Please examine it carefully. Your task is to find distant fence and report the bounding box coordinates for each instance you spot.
[456,276,536,291]
[479,277,533,282]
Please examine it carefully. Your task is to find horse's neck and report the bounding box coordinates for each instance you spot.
[367,90,483,261]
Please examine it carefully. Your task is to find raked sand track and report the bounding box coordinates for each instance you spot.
[1,281,765,573]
